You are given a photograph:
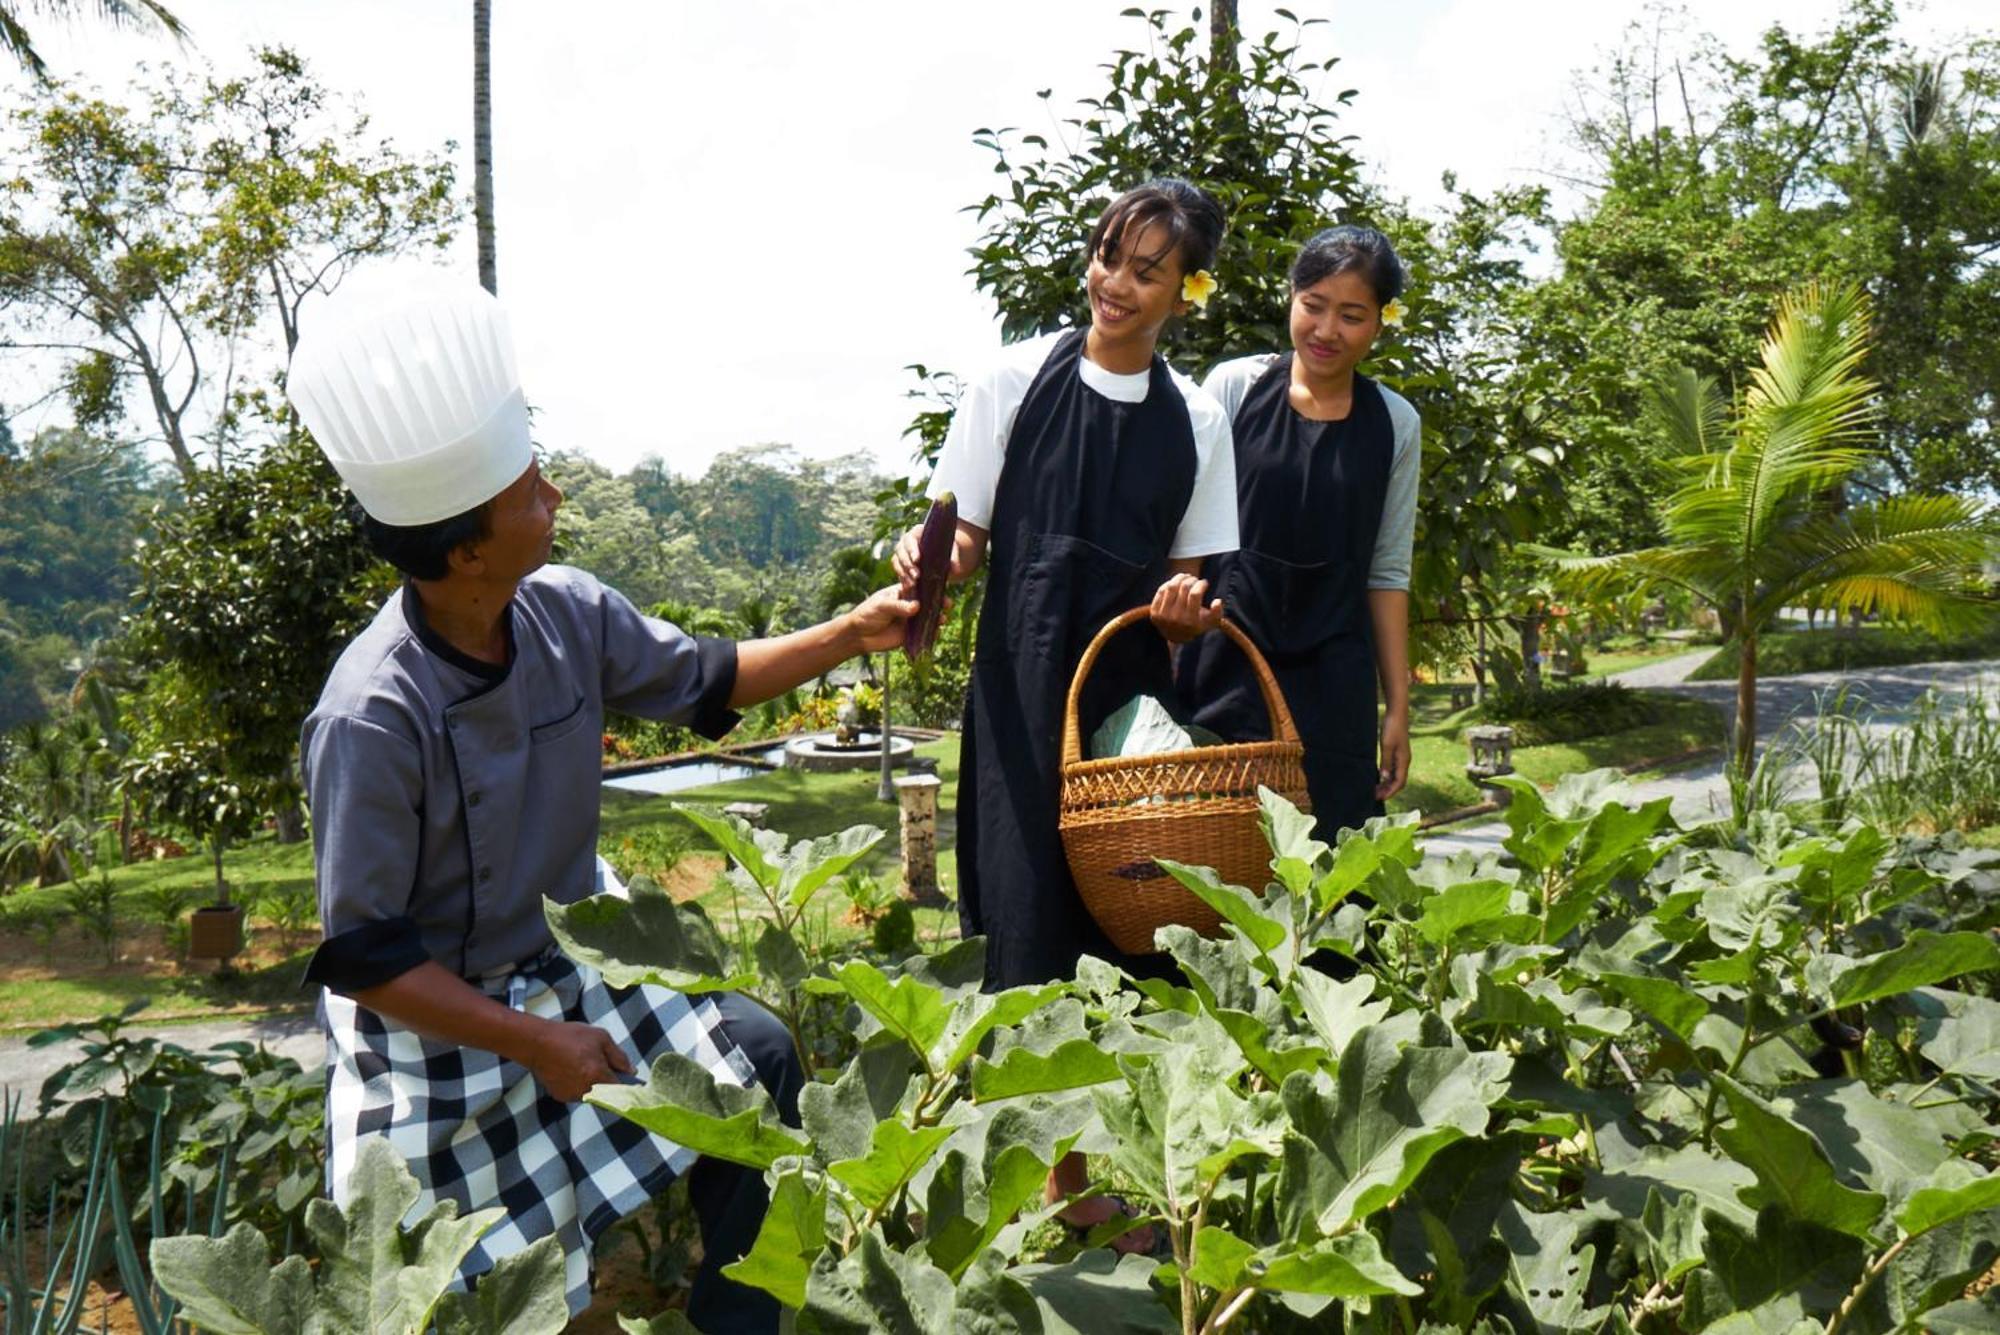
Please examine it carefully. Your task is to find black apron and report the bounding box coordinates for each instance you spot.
[958,330,1199,988]
[1175,357,1394,841]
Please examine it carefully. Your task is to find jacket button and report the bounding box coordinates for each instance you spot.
[467,792,482,808]
[478,865,493,883]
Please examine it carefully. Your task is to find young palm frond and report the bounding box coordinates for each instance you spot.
[1761,493,1997,633]
[0,1,187,79]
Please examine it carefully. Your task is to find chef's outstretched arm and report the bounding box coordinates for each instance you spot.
[728,585,918,708]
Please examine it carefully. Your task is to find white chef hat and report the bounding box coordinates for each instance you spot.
[287,267,532,527]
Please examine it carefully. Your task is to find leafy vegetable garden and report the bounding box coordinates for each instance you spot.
[14,773,1998,1332]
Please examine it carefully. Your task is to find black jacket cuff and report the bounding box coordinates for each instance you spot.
[690,636,742,741]
[303,916,430,993]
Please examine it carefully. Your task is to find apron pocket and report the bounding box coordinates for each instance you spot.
[1016,532,1152,665]
[1223,549,1356,660]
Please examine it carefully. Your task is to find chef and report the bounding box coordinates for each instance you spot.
[288,272,914,1331]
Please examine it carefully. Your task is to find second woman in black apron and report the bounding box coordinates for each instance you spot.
[1176,225,1423,841]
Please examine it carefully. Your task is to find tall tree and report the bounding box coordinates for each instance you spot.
[0,0,184,80]
[473,0,496,294]
[1543,282,1994,776]
[0,47,458,481]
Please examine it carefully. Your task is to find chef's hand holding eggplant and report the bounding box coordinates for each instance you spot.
[730,584,918,705]
[1149,569,1224,642]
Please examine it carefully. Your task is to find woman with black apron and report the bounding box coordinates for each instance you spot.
[896,179,1237,1250]
[1176,226,1422,841]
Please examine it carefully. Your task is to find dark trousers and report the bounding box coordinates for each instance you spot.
[683,992,803,1335]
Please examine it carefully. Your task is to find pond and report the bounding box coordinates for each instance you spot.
[601,744,789,796]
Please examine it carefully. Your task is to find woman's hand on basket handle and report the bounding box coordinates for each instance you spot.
[1150,569,1223,644]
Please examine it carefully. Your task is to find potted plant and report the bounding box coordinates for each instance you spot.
[122,741,260,964]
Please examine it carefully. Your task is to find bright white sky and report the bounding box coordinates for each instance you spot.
[27,0,1990,481]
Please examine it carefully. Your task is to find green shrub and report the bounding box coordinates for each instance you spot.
[1473,680,1660,743]
[1688,621,2000,680]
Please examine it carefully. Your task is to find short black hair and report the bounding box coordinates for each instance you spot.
[359,500,494,581]
[1290,225,1406,305]
[1087,178,1226,284]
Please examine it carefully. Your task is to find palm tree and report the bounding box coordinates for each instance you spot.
[1541,281,1995,776]
[473,0,496,294]
[0,0,185,79]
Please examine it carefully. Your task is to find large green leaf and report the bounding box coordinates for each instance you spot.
[1775,1080,1958,1206]
[924,1138,1060,1279]
[1289,969,1390,1059]
[1583,1144,1759,1235]
[1314,812,1422,914]
[1819,931,2000,1008]
[543,881,757,993]
[828,1119,960,1212]
[1712,1076,1887,1241]
[1156,858,1286,959]
[1682,1205,1867,1330]
[1572,794,1676,884]
[1277,1026,1512,1237]
[800,1041,920,1162]
[587,1052,808,1170]
[1912,989,2000,1081]
[798,1229,959,1335]
[672,803,786,889]
[972,1039,1124,1101]
[722,1168,826,1309]
[829,960,953,1061]
[1916,1294,2000,1335]
[1898,1162,2000,1238]
[1582,959,1709,1044]
[935,983,1071,1076]
[1496,1204,1608,1335]
[1095,1029,1275,1212]
[149,1224,315,1335]
[754,921,811,993]
[1011,1251,1178,1333]
[1416,880,1515,947]
[1389,1136,1520,1321]
[1250,1232,1422,1298]
[436,1236,568,1335]
[304,1138,505,1335]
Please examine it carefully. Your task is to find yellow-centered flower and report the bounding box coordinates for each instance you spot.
[1181,269,1218,309]
[1382,298,1407,328]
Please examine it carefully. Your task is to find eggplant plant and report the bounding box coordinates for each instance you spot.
[135,773,2000,1333]
[562,774,2000,1333]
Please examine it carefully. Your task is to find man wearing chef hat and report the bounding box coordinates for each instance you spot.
[288,272,914,1330]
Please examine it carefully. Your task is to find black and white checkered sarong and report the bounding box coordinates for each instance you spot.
[321,944,754,1316]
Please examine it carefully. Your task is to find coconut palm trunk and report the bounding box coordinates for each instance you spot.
[474,0,497,294]
[1734,626,1758,776]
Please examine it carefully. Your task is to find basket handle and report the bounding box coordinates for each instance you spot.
[1060,605,1303,769]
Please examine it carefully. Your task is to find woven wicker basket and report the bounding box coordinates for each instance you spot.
[1058,606,1311,955]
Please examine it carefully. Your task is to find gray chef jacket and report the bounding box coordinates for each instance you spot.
[300,564,738,991]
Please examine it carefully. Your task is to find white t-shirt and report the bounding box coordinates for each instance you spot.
[1201,354,1423,591]
[926,331,1239,560]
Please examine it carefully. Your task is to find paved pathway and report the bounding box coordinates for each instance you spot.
[0,1011,322,1099]
[1424,654,2000,859]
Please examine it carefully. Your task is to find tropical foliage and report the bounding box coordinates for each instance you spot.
[1540,281,1995,773]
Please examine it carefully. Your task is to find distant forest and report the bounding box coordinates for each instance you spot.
[0,428,895,718]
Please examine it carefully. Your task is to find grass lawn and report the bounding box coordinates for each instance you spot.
[2,705,1725,1029]
[1685,623,2000,680]
[1393,683,1723,813]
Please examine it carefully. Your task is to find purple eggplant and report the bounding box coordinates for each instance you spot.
[903,492,956,662]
